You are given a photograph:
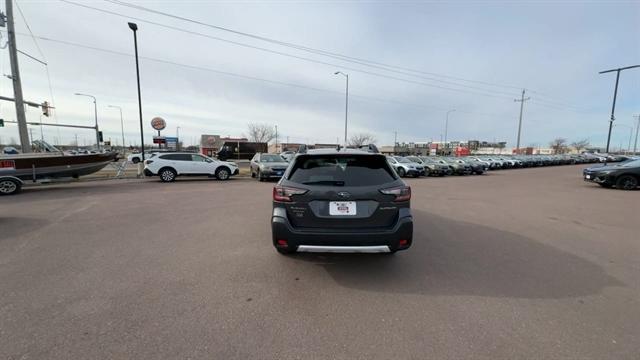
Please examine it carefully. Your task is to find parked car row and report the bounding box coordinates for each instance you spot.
[383,153,635,178]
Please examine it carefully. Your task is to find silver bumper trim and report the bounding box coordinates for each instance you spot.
[297,245,391,253]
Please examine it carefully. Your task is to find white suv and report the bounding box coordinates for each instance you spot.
[144,152,239,182]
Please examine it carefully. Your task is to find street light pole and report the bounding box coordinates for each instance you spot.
[75,93,100,150]
[599,65,640,153]
[108,105,125,154]
[128,22,145,163]
[176,126,181,150]
[633,114,639,154]
[334,71,349,146]
[445,109,456,150]
[275,125,278,153]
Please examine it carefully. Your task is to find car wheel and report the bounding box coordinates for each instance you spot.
[615,175,638,190]
[0,178,21,195]
[216,167,231,180]
[132,157,140,164]
[397,168,406,177]
[251,169,256,178]
[159,168,177,182]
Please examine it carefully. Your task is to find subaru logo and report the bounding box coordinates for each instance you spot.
[337,191,351,198]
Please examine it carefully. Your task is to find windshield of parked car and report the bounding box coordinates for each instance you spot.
[396,157,411,163]
[289,155,396,186]
[261,154,285,162]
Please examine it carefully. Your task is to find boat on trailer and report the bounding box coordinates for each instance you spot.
[1,141,118,183]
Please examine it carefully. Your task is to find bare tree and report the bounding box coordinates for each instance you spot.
[570,138,590,153]
[246,123,275,143]
[550,137,568,154]
[348,133,377,147]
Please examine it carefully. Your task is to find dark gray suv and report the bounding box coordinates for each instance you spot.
[271,147,413,254]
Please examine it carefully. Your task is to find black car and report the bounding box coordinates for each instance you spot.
[271,146,413,254]
[451,158,486,175]
[583,159,640,190]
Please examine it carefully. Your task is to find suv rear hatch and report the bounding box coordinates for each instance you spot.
[277,154,408,230]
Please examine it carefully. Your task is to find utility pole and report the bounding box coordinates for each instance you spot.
[275,125,278,153]
[599,65,640,153]
[4,1,30,153]
[633,114,639,154]
[514,89,530,152]
[394,131,397,154]
[334,71,349,145]
[445,109,456,151]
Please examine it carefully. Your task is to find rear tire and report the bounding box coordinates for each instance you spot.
[132,157,140,164]
[216,167,231,181]
[615,175,638,190]
[159,168,177,182]
[0,178,21,195]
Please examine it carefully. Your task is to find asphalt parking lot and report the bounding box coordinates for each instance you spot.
[1,165,638,359]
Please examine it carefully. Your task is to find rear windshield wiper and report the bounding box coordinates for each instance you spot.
[301,180,345,186]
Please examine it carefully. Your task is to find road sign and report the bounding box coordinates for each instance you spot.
[153,136,166,144]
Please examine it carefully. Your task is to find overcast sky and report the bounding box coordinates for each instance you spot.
[0,0,638,149]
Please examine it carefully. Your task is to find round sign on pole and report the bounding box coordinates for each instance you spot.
[151,117,166,131]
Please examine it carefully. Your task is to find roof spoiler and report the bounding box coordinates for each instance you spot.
[358,144,380,153]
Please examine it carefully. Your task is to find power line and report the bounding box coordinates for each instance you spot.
[15,0,61,139]
[106,0,600,111]
[59,0,521,99]
[105,0,528,92]
[6,30,510,119]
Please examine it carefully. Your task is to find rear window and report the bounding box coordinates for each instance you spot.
[289,154,396,186]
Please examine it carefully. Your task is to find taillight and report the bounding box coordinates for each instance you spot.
[380,186,411,202]
[144,160,153,165]
[273,185,308,202]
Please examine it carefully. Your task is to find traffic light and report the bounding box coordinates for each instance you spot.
[41,101,50,117]
[98,131,104,142]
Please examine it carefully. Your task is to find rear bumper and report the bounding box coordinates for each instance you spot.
[143,168,155,176]
[271,208,413,252]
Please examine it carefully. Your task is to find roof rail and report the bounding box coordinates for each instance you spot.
[297,144,308,154]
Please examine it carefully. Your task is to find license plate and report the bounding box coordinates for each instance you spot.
[585,174,591,179]
[329,201,356,216]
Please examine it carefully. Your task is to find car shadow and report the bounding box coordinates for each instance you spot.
[288,210,622,299]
